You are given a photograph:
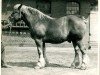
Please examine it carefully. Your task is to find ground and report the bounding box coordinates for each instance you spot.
[1,46,99,75]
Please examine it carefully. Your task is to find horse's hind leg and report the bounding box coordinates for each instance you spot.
[77,41,90,70]
[34,38,46,69]
[70,41,82,69]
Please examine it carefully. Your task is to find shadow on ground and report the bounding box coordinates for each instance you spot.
[7,62,69,68]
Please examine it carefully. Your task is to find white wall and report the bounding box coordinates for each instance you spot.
[90,11,98,42]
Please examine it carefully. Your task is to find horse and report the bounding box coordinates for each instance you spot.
[9,4,89,70]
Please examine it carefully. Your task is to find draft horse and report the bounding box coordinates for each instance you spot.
[9,4,89,70]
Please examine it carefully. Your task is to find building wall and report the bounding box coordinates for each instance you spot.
[2,0,36,20]
[51,1,66,18]
[80,1,91,18]
[90,10,98,42]
[2,0,36,12]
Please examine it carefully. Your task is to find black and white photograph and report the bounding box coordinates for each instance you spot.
[1,0,99,75]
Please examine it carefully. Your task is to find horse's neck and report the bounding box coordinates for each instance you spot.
[22,12,31,28]
[21,6,55,28]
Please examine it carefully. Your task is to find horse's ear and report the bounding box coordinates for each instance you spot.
[18,4,22,10]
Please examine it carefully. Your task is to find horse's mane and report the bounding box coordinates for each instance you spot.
[21,5,54,20]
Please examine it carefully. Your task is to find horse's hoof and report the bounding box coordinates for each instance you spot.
[1,64,11,68]
[34,64,45,69]
[80,63,87,70]
[80,66,87,70]
[34,66,42,69]
[70,66,76,69]
[70,64,76,69]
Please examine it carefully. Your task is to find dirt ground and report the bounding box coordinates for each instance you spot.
[1,47,99,75]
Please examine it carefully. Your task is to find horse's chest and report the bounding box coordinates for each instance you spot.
[30,23,46,37]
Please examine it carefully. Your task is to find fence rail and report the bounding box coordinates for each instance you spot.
[2,20,30,35]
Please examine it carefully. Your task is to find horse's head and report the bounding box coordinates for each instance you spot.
[9,4,23,23]
[9,4,53,26]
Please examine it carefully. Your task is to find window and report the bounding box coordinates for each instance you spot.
[66,2,79,15]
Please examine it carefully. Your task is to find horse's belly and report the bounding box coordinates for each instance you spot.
[43,36,67,44]
[44,29,69,43]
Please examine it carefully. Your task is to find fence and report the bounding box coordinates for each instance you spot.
[2,20,33,47]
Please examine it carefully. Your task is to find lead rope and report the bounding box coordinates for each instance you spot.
[6,0,12,35]
[20,10,22,27]
[9,22,12,35]
[19,10,25,47]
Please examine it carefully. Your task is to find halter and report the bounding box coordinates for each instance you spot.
[18,4,23,30]
[18,4,23,10]
[17,4,23,21]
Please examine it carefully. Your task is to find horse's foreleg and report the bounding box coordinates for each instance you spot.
[77,41,90,70]
[70,41,82,69]
[34,39,46,69]
[42,42,49,66]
